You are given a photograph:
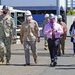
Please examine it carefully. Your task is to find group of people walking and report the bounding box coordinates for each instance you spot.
[0,5,75,67]
[42,13,75,67]
[0,5,40,66]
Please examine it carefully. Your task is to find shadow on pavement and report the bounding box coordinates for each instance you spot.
[55,64,75,70]
[0,64,24,66]
[55,68,75,70]
[0,63,50,67]
[58,53,74,57]
[11,53,74,57]
[11,53,50,57]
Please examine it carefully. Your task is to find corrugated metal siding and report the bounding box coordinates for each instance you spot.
[32,14,45,37]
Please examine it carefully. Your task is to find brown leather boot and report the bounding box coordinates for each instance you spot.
[34,58,38,64]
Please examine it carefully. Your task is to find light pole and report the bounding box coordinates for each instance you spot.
[71,0,73,10]
[0,0,1,5]
[57,0,60,16]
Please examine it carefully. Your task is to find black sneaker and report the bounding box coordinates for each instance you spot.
[50,62,54,67]
[26,63,30,65]
[50,62,57,67]
[6,60,10,65]
[62,52,65,55]
[53,62,57,66]
[24,63,30,66]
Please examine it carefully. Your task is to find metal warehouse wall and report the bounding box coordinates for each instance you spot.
[1,0,57,6]
[33,14,44,24]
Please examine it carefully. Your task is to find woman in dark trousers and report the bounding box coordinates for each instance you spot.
[69,18,75,42]
[69,17,75,55]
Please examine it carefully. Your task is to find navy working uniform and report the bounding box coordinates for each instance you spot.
[0,5,15,65]
[42,13,50,50]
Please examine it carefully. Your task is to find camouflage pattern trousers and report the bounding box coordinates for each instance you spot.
[0,37,11,62]
[44,35,48,46]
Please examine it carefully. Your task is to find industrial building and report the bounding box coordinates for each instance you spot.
[1,0,74,36]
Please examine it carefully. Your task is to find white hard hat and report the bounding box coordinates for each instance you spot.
[50,13,55,19]
[25,10,32,16]
[45,14,49,18]
[57,15,62,19]
[73,17,75,21]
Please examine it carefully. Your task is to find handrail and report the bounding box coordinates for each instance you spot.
[11,14,22,25]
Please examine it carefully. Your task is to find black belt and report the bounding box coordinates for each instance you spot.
[48,38,59,40]
[61,34,64,36]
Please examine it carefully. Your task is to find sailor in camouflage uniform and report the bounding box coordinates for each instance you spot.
[0,33,4,64]
[42,14,50,50]
[0,5,15,65]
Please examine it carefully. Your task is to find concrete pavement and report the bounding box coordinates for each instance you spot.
[0,37,75,75]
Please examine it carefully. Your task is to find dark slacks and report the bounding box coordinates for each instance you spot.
[47,38,59,62]
[73,43,75,54]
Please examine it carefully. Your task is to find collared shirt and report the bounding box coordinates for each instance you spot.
[44,22,63,39]
[20,20,40,41]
